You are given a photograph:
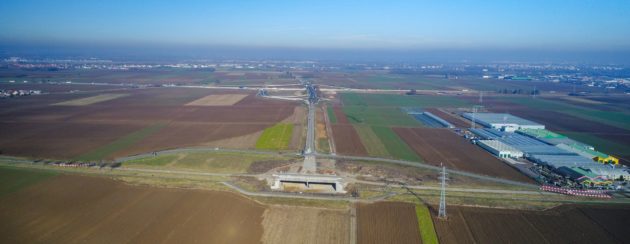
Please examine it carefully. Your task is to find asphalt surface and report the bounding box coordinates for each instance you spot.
[315,154,538,188]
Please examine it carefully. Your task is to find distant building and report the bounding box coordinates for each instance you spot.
[463,113,545,132]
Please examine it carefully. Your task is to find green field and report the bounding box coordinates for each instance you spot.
[124,151,285,173]
[339,93,468,127]
[343,106,420,127]
[255,123,294,150]
[353,73,558,91]
[361,75,451,90]
[503,97,630,131]
[0,166,58,197]
[76,123,166,161]
[354,125,390,157]
[415,204,439,244]
[561,132,630,159]
[341,93,469,108]
[326,106,338,124]
[372,126,422,162]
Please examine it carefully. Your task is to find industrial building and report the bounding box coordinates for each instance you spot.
[517,129,591,148]
[463,112,545,132]
[467,114,628,184]
[518,129,619,165]
[555,167,612,186]
[477,140,523,158]
[471,128,573,156]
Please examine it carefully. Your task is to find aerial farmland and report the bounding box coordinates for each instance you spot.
[1,64,630,243]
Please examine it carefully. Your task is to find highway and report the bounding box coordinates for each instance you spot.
[301,82,318,173]
[304,103,316,155]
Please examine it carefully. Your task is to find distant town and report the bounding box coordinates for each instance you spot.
[2,57,629,93]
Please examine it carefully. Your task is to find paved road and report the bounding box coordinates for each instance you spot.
[4,158,629,206]
[113,146,537,188]
[352,179,550,195]
[304,103,316,155]
[316,154,538,188]
[302,84,318,173]
[115,147,294,163]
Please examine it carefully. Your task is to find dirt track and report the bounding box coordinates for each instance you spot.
[394,128,533,183]
[0,174,265,244]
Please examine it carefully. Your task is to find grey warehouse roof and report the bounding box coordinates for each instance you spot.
[462,113,543,127]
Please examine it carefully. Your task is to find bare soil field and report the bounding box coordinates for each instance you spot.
[261,206,350,244]
[185,94,248,106]
[331,124,368,156]
[0,174,265,244]
[0,121,145,159]
[333,106,349,123]
[203,129,263,149]
[0,87,300,160]
[0,83,126,93]
[113,123,271,157]
[53,93,129,106]
[357,202,421,244]
[424,108,470,128]
[394,128,533,182]
[432,205,629,244]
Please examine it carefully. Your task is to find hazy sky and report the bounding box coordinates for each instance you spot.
[1,0,629,52]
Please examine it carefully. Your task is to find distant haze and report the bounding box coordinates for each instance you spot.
[1,0,629,63]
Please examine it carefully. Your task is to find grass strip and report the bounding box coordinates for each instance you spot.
[327,106,338,124]
[415,204,439,244]
[255,123,294,150]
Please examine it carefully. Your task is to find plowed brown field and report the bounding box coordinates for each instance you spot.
[0,174,265,244]
[333,106,349,124]
[393,128,532,182]
[331,124,367,156]
[185,94,248,106]
[0,87,300,160]
[262,206,350,244]
[357,202,421,244]
[432,205,628,244]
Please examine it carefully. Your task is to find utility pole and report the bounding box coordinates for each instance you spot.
[479,91,483,104]
[438,164,448,219]
[471,106,476,129]
[471,105,483,128]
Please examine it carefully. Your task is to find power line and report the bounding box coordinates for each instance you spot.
[438,164,448,219]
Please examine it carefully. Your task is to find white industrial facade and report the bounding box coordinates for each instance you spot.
[477,140,524,158]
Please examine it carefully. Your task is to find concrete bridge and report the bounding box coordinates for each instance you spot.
[271,173,346,193]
